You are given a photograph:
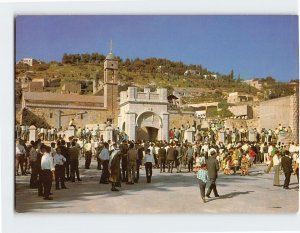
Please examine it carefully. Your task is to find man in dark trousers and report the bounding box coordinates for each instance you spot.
[206,151,220,198]
[166,143,176,173]
[37,144,45,197]
[281,150,293,189]
[157,144,166,173]
[119,140,128,182]
[60,140,70,181]
[40,146,55,200]
[135,142,144,183]
[99,142,110,184]
[69,140,82,182]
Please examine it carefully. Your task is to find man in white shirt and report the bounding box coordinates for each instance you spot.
[84,140,92,169]
[99,142,110,184]
[54,147,67,190]
[41,146,55,200]
[16,139,26,176]
[144,148,155,183]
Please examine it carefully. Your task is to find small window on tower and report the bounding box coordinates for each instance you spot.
[50,113,53,118]
[111,64,114,67]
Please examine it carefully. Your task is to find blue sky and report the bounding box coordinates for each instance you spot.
[16,15,298,82]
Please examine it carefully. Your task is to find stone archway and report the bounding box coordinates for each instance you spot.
[136,111,161,141]
[118,87,170,142]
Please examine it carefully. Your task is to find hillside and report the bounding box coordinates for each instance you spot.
[15,53,297,103]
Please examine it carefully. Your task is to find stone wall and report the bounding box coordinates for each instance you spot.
[228,104,251,117]
[23,106,117,130]
[259,96,291,130]
[169,112,196,129]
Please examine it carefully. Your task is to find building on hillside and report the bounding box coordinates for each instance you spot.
[21,49,119,129]
[227,92,254,104]
[28,82,44,92]
[243,79,263,90]
[21,58,33,66]
[61,83,81,94]
[32,78,48,87]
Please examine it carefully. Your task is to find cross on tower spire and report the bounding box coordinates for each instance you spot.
[110,40,113,53]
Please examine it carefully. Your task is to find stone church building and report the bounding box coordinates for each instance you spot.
[21,50,119,130]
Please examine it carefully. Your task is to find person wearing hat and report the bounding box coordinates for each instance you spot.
[205,150,220,198]
[197,163,209,203]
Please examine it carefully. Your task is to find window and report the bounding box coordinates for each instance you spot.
[50,113,53,118]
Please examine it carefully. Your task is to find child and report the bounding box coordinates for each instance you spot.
[240,153,249,176]
[195,154,202,173]
[224,156,232,175]
[197,163,209,203]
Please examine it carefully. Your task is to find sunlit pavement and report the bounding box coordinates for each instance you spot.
[15,159,299,213]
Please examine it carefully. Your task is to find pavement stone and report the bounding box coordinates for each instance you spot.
[15,159,299,213]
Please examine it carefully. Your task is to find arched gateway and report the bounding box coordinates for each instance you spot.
[118,87,169,142]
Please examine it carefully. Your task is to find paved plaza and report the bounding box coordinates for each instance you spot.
[15,159,299,213]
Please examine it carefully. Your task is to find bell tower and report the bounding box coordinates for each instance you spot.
[104,41,119,123]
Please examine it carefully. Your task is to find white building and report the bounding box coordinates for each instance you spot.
[22,58,33,66]
[118,87,169,142]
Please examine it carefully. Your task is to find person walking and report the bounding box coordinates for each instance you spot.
[144,149,155,183]
[197,163,209,203]
[281,150,293,189]
[99,142,110,184]
[206,151,220,198]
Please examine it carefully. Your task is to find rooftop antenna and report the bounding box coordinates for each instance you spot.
[109,40,113,53]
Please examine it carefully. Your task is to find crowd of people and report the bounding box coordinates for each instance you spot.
[15,121,299,202]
